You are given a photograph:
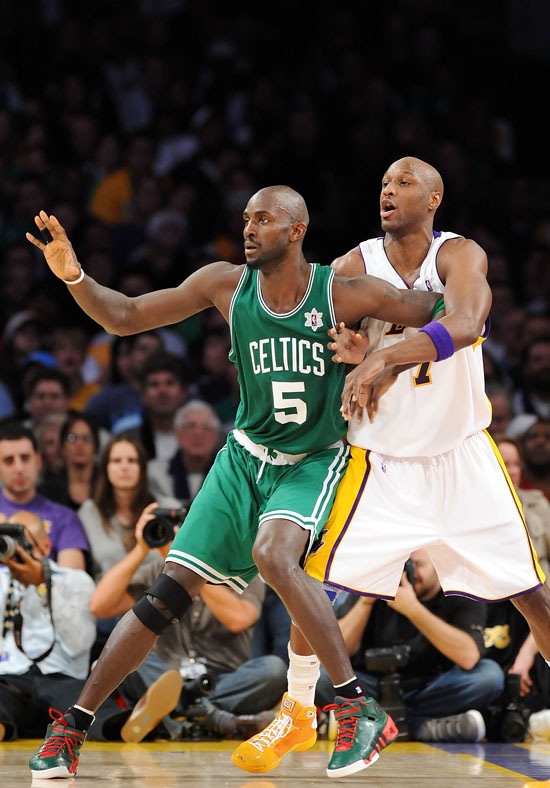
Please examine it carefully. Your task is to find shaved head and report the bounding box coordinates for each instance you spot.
[252,186,309,226]
[8,509,50,554]
[389,157,444,199]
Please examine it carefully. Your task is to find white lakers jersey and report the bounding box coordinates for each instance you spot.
[347,231,491,456]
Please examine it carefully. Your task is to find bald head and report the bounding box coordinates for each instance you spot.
[8,510,49,554]
[251,186,310,226]
[389,157,444,199]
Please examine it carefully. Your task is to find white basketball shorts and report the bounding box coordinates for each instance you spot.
[307,430,545,601]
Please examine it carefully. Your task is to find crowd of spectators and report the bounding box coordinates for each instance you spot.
[1,0,550,745]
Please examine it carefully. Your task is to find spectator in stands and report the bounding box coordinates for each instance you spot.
[0,510,98,741]
[189,329,238,427]
[38,411,100,512]
[34,413,66,485]
[50,326,101,411]
[89,503,286,741]
[520,418,550,501]
[23,366,71,434]
[147,400,221,501]
[513,337,550,421]
[123,351,192,461]
[487,382,514,437]
[88,131,155,225]
[85,331,163,433]
[481,434,550,733]
[0,309,43,414]
[0,422,89,570]
[495,434,550,577]
[77,433,179,581]
[316,549,504,743]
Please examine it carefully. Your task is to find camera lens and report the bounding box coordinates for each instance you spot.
[0,535,18,560]
[142,517,174,548]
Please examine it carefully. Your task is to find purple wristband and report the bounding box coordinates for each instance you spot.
[418,321,455,361]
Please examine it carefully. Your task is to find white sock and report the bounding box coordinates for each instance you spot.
[287,643,320,708]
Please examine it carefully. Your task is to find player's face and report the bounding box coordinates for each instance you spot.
[243,195,293,270]
[379,164,431,234]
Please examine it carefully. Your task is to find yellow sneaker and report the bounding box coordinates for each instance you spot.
[231,693,317,774]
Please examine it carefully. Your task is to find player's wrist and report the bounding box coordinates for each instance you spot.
[418,321,454,361]
[62,267,84,285]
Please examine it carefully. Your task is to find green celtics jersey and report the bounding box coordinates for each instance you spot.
[228,263,347,454]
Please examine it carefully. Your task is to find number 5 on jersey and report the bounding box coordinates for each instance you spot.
[272,381,307,424]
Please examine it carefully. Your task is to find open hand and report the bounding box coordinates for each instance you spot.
[340,353,387,421]
[328,323,370,365]
[26,211,82,283]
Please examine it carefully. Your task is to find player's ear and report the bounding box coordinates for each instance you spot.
[290,222,307,242]
[429,191,442,211]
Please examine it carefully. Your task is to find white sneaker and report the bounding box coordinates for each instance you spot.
[528,710,550,741]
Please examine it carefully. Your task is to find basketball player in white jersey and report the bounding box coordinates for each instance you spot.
[233,156,550,774]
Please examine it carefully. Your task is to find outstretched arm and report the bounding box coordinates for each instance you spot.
[26,212,240,335]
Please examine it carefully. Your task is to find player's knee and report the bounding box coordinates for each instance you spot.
[132,573,193,635]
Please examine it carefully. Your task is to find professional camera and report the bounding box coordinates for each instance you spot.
[365,643,412,740]
[142,506,188,548]
[180,673,215,709]
[0,523,34,564]
[404,558,415,585]
[485,672,531,742]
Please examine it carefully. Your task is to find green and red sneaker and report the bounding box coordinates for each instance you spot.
[29,708,87,779]
[324,695,398,778]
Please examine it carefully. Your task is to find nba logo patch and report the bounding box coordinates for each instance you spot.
[425,279,433,291]
[304,308,323,332]
[381,461,387,473]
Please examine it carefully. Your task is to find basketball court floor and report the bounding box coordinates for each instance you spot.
[2,738,550,788]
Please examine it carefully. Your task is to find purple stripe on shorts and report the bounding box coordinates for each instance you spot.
[445,581,543,603]
[324,450,371,582]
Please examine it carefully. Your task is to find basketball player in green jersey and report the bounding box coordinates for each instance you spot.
[26,186,440,780]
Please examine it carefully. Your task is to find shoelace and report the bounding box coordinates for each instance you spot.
[249,712,293,752]
[38,709,85,759]
[324,699,369,752]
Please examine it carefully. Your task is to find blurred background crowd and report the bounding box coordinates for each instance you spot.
[1,0,550,745]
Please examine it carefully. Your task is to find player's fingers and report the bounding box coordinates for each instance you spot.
[25,231,45,251]
[48,214,67,240]
[34,213,47,230]
[328,327,336,338]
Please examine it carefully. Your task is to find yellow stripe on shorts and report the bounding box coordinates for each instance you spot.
[484,429,546,585]
[306,446,372,586]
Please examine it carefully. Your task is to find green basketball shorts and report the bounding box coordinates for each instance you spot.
[166,431,349,593]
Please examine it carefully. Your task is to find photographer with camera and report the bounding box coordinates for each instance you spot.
[0,510,98,741]
[316,549,505,743]
[88,502,286,742]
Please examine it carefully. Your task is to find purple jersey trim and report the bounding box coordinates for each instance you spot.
[481,315,491,339]
[433,230,442,238]
[324,450,372,582]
